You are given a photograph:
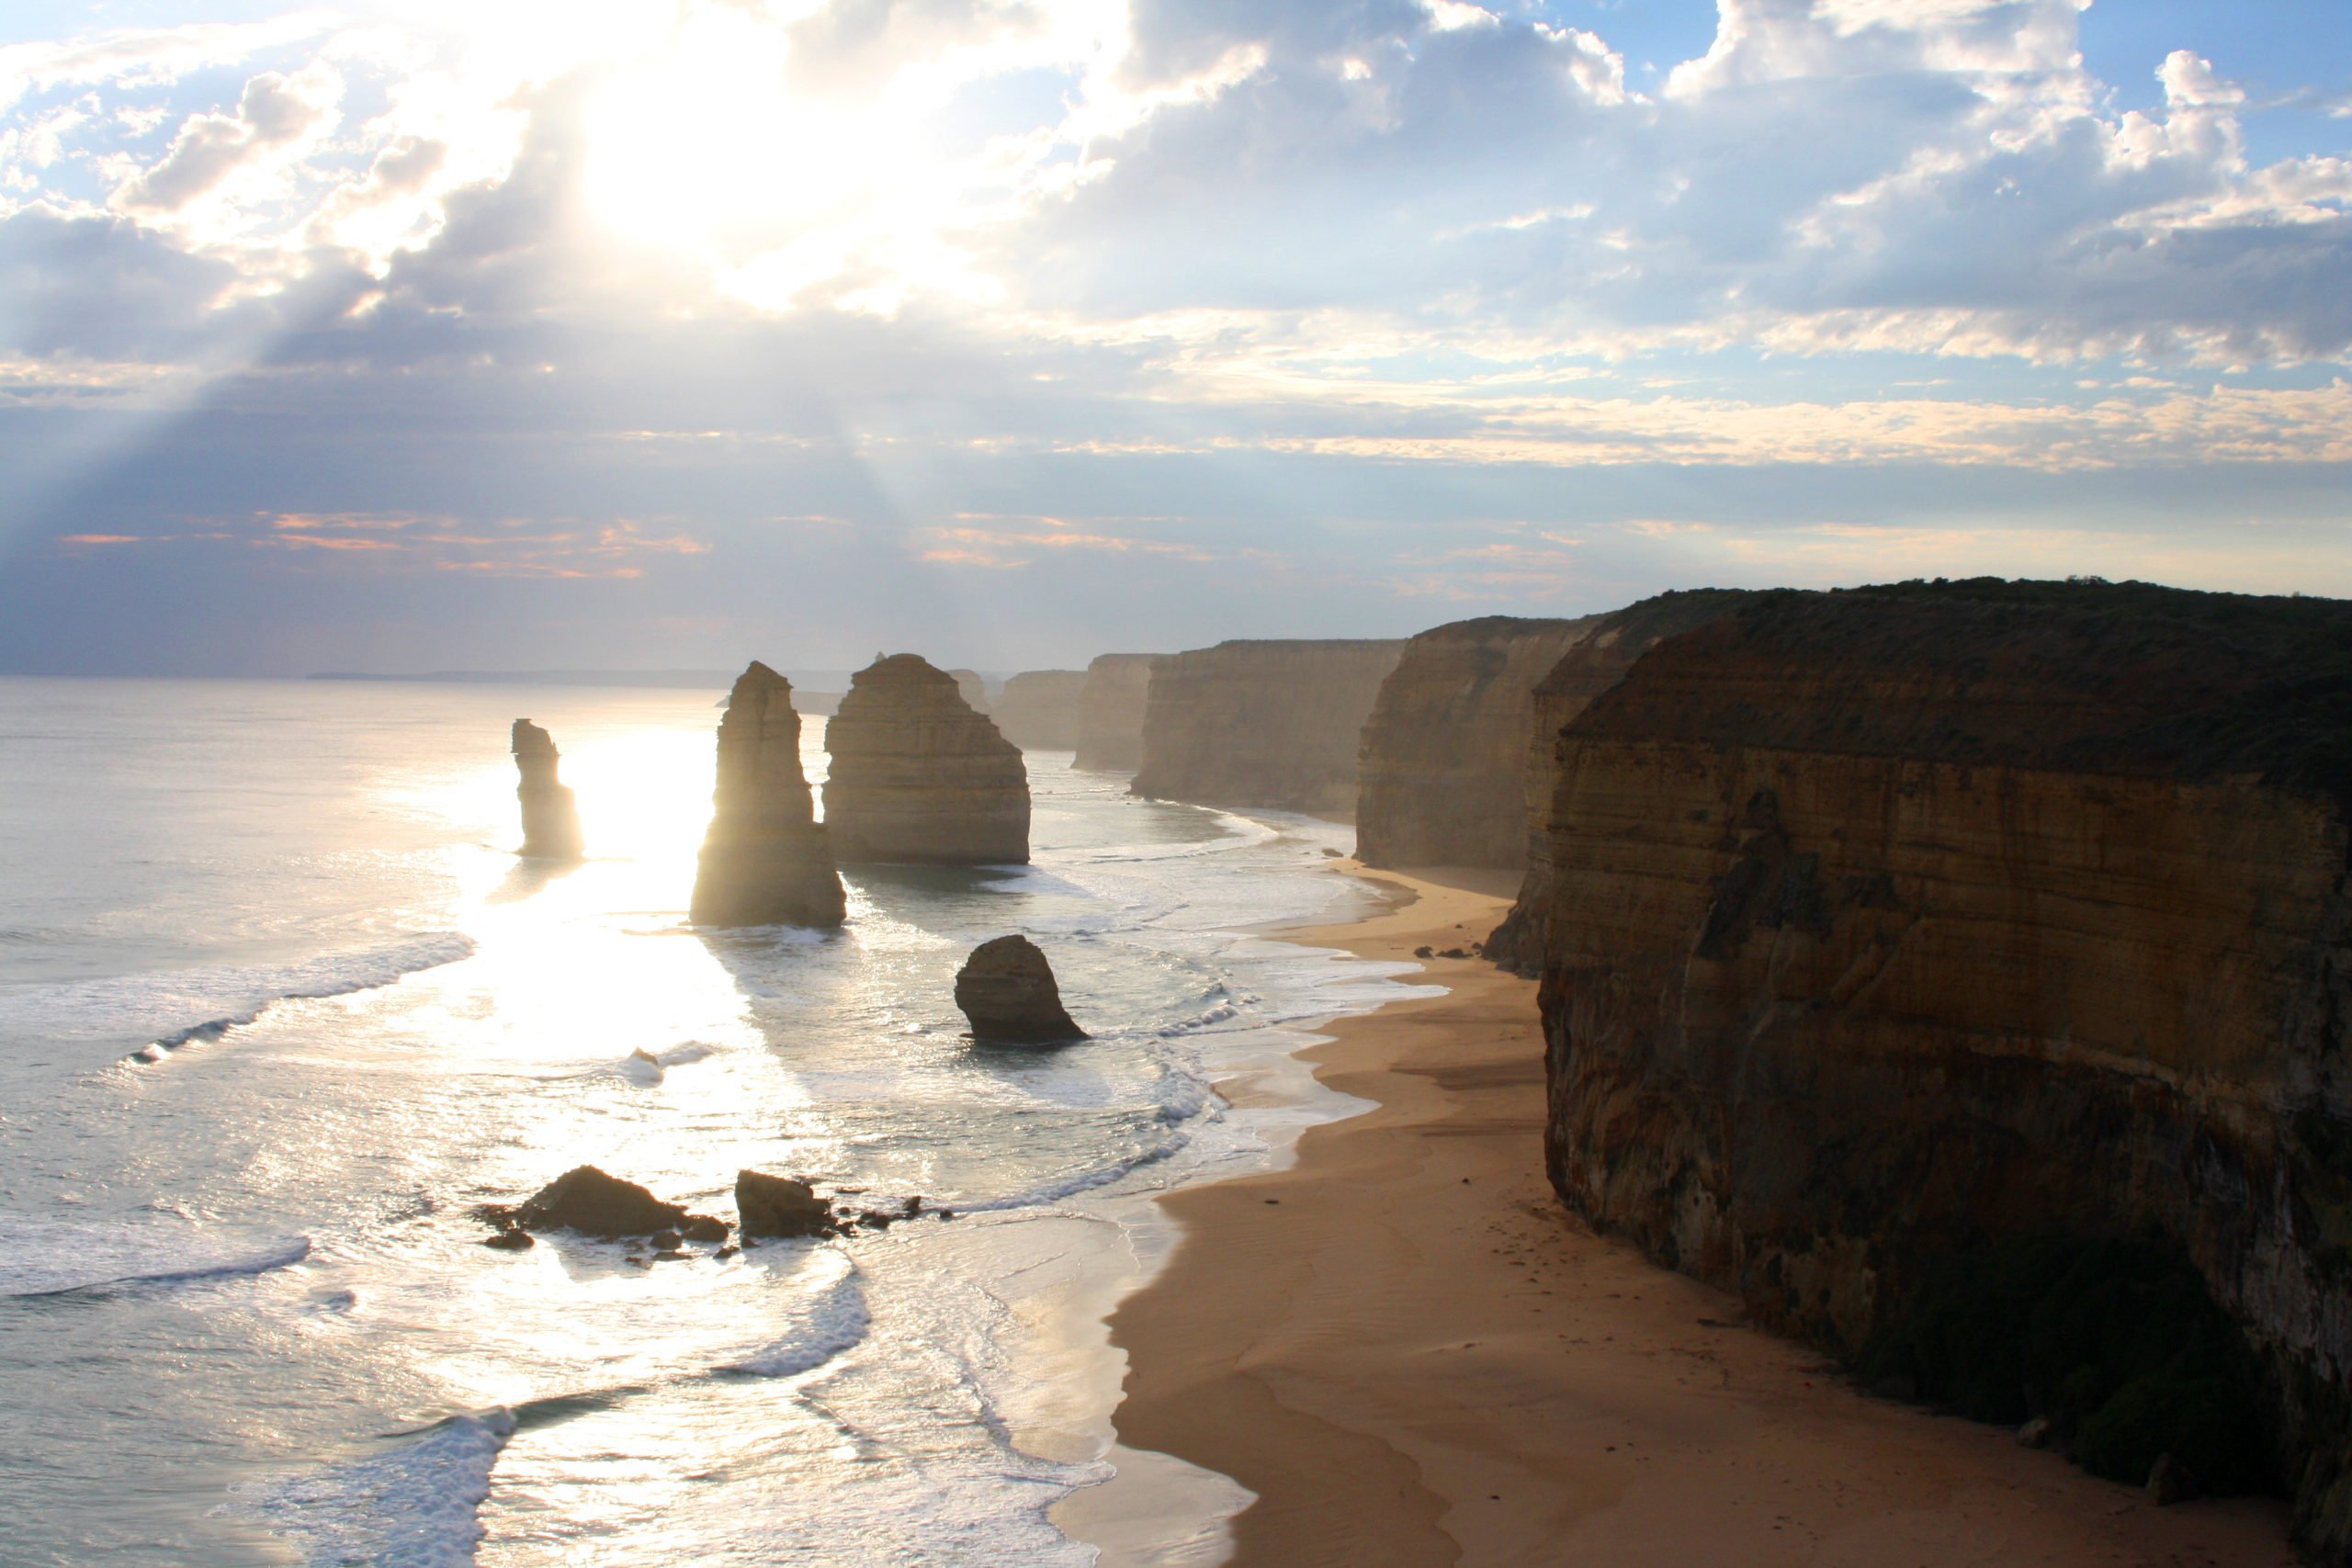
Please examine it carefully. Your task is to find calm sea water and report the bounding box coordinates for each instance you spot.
[0,676,1427,1566]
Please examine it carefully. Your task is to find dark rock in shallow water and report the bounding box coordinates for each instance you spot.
[681,1214,729,1244]
[481,1228,534,1251]
[736,1170,836,1239]
[955,934,1083,1044]
[503,1165,689,1238]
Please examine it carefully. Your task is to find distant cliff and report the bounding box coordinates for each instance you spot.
[1523,581,2352,1554]
[1485,592,1754,969]
[1132,639,1405,818]
[1354,616,1602,869]
[994,670,1088,750]
[1073,654,1159,771]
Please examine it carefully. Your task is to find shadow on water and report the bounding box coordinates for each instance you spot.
[487,855,582,905]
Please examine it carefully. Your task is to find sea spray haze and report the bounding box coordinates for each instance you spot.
[0,675,1430,1564]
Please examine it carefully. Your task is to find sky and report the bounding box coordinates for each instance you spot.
[0,0,2346,675]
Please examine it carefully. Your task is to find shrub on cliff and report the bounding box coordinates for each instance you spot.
[1860,1232,2277,1495]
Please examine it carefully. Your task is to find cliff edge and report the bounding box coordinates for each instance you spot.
[1526,579,2352,1554]
[1131,639,1404,818]
[1073,653,1159,771]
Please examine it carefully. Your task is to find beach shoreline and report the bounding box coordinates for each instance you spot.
[1062,863,2300,1568]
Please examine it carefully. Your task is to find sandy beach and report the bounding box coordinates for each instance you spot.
[1071,864,2301,1568]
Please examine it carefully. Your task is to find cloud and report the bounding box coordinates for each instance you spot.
[116,62,343,213]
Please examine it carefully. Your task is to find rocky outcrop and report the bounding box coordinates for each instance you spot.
[1132,639,1405,818]
[736,1170,838,1239]
[948,668,991,714]
[1524,580,2352,1555]
[511,718,584,859]
[481,1166,687,1238]
[823,655,1030,863]
[1353,616,1604,869]
[690,662,847,928]
[955,935,1084,1043]
[1073,654,1160,771]
[993,670,1089,750]
[1485,591,1755,971]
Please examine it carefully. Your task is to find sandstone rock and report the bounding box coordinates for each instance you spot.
[1485,590,1755,972]
[1521,578,2352,1552]
[736,1170,837,1239]
[1072,654,1161,771]
[495,1165,688,1238]
[1131,639,1405,818]
[955,934,1084,1043]
[690,661,847,928]
[481,1228,534,1251]
[681,1214,729,1244]
[993,670,1089,750]
[1354,616,1603,869]
[511,718,584,860]
[948,668,991,713]
[823,654,1029,863]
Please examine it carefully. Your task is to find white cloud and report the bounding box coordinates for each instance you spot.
[116,62,343,214]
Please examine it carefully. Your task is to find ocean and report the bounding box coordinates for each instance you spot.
[0,676,1430,1566]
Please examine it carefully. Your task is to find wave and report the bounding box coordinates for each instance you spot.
[120,932,474,1064]
[615,1040,721,1086]
[0,1215,311,1300]
[718,1254,871,1378]
[251,1408,517,1568]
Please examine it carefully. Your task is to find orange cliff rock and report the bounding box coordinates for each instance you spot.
[1072,653,1159,771]
[1353,615,1604,870]
[1131,638,1404,818]
[822,654,1030,864]
[1521,580,2352,1557]
[688,662,845,929]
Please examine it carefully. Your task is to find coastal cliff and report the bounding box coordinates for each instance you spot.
[822,654,1030,863]
[1485,591,1755,971]
[993,670,1088,750]
[1072,653,1159,771]
[1354,616,1603,869]
[1525,581,2352,1552]
[689,662,845,928]
[1131,639,1404,818]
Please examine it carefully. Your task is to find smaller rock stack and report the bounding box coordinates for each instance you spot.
[690,661,847,929]
[822,655,1030,863]
[955,935,1084,1043]
[511,719,584,859]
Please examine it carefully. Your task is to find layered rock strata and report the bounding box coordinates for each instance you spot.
[1524,580,2352,1555]
[822,655,1030,863]
[1131,639,1404,818]
[955,934,1084,1043]
[1073,653,1160,771]
[1354,616,1604,869]
[689,661,847,929]
[992,670,1089,750]
[1485,591,1755,971]
[511,718,584,859]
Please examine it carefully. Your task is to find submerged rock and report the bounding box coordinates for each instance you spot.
[822,654,1029,864]
[736,1170,837,1239]
[690,661,847,929]
[511,719,584,860]
[955,934,1084,1043]
[490,1165,688,1239]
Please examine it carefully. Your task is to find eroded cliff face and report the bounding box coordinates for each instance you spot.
[1354,616,1602,869]
[1132,639,1405,818]
[1073,653,1159,771]
[822,654,1029,863]
[1527,582,2352,1554]
[690,662,845,928]
[994,670,1088,750]
[1485,592,1755,970]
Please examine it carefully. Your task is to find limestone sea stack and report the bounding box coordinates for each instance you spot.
[1131,639,1405,818]
[511,718,584,859]
[948,668,991,714]
[955,935,1083,1043]
[1353,616,1606,870]
[992,670,1089,750]
[822,654,1030,863]
[1072,653,1160,771]
[689,662,847,929]
[1523,579,2352,1553]
[1483,590,1753,972]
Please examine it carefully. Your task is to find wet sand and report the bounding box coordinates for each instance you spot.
[1069,864,2298,1568]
